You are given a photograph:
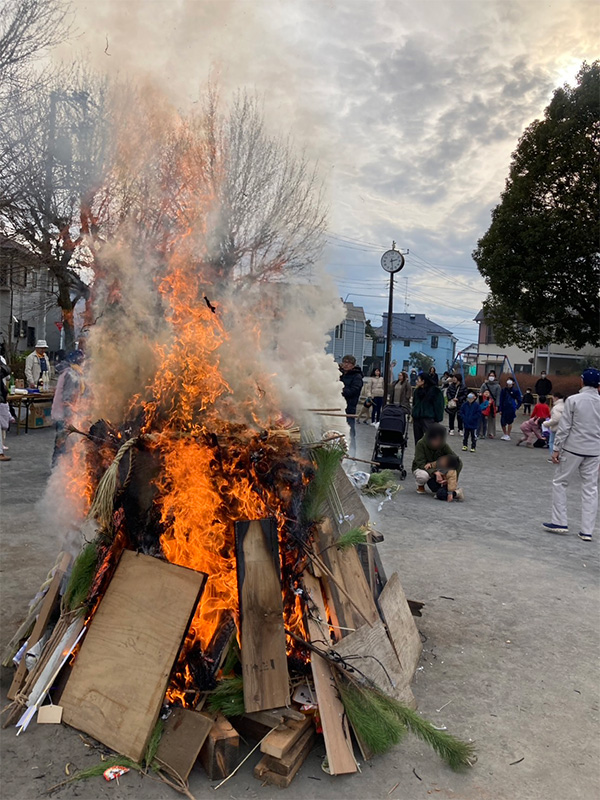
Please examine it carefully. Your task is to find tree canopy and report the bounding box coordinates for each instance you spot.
[409,351,435,373]
[473,62,600,350]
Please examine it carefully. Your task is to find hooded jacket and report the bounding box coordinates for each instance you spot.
[545,398,565,432]
[412,433,463,477]
[339,366,363,414]
[554,386,600,457]
[460,399,482,429]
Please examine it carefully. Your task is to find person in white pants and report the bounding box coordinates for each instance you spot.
[542,368,600,541]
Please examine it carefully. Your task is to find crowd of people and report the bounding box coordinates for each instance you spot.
[339,355,600,538]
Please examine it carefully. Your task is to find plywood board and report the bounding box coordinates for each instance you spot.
[235,520,289,713]
[303,572,357,775]
[333,620,416,709]
[316,519,379,634]
[8,552,71,700]
[61,551,206,763]
[378,571,423,678]
[156,707,213,781]
[327,465,369,537]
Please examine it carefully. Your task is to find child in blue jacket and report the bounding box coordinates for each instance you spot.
[461,392,482,452]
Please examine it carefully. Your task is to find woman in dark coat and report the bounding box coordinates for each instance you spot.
[445,373,468,436]
[412,374,444,445]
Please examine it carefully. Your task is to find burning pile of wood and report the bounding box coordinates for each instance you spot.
[2,422,474,796]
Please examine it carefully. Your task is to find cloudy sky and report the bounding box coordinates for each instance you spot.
[67,0,598,349]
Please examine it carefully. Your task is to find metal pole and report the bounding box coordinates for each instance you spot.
[383,274,394,403]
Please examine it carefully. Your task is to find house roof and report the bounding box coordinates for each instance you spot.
[376,313,453,341]
[343,301,366,322]
[474,309,485,322]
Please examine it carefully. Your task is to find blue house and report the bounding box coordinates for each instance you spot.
[375,313,456,375]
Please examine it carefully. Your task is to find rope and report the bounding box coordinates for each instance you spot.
[88,437,138,532]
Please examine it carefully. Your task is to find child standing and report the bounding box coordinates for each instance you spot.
[478,390,493,438]
[522,388,534,415]
[531,395,551,420]
[460,392,481,452]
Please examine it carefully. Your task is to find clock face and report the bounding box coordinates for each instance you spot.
[381,250,405,273]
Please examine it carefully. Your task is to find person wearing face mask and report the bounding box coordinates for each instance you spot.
[535,371,553,398]
[498,378,522,440]
[479,371,501,438]
[460,392,482,452]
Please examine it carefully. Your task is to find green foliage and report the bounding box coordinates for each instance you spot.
[336,527,369,551]
[63,541,99,612]
[68,756,142,783]
[144,718,164,770]
[473,61,600,350]
[363,470,399,496]
[221,637,241,675]
[207,676,245,717]
[338,679,475,769]
[301,445,345,523]
[409,351,435,373]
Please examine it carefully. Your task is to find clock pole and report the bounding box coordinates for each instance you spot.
[383,242,396,404]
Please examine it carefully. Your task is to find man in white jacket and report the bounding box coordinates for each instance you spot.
[542,369,600,541]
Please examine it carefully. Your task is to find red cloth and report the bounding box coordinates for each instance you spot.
[531,402,550,419]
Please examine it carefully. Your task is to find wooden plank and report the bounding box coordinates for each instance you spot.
[333,620,416,709]
[303,572,357,775]
[254,728,315,785]
[198,712,239,780]
[316,519,379,634]
[378,571,423,678]
[260,715,312,759]
[261,727,315,775]
[155,707,213,781]
[235,519,289,713]
[328,465,370,538]
[61,551,206,763]
[8,552,72,700]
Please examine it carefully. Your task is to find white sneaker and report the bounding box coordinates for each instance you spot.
[449,430,455,435]
[501,434,511,441]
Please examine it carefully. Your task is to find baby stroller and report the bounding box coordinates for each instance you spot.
[371,405,408,478]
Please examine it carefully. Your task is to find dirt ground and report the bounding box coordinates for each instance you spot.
[1,421,598,800]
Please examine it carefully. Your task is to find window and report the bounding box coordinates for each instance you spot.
[13,319,28,339]
[26,326,36,348]
[485,325,495,345]
[403,339,410,347]
[431,335,439,349]
[402,360,409,371]
[31,271,38,289]
[335,324,344,339]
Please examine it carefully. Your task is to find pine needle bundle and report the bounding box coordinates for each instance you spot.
[144,718,164,769]
[301,444,345,523]
[62,541,99,612]
[68,755,142,783]
[335,526,369,551]
[362,470,399,496]
[338,677,475,769]
[207,676,245,717]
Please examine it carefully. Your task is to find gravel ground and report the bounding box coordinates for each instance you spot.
[0,420,598,800]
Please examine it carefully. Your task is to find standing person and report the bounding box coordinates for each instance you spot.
[445,374,468,436]
[460,392,481,452]
[356,374,373,424]
[531,395,551,420]
[339,355,363,456]
[25,340,50,389]
[369,367,385,423]
[535,371,553,398]
[522,388,535,415]
[409,368,418,387]
[0,356,13,461]
[412,374,444,445]
[51,350,87,465]
[543,391,565,460]
[389,371,412,412]
[478,390,493,439]
[499,378,522,440]
[428,366,439,386]
[479,370,501,438]
[543,368,600,541]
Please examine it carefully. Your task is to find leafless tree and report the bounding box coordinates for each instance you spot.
[0,67,109,349]
[202,90,327,282]
[0,0,72,81]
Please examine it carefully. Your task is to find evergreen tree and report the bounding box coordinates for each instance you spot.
[473,62,600,350]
